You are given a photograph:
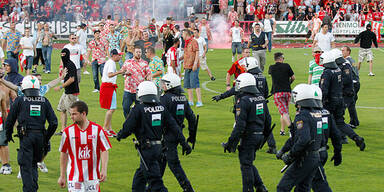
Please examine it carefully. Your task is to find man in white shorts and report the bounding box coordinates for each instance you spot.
[354,24,379,76]
[194,29,215,81]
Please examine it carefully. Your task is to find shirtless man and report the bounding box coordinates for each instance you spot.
[0,65,16,175]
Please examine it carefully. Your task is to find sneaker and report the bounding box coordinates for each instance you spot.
[1,164,12,175]
[354,136,366,151]
[37,162,48,173]
[232,56,235,62]
[92,89,99,93]
[210,76,216,81]
[17,170,21,179]
[368,72,375,76]
[32,69,37,73]
[280,131,285,136]
[196,102,203,107]
[109,130,117,137]
[45,70,51,74]
[83,71,90,75]
[188,101,194,106]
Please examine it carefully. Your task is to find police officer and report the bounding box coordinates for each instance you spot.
[319,51,365,151]
[5,75,58,192]
[159,73,196,192]
[222,73,270,192]
[117,81,192,192]
[213,57,276,154]
[276,84,323,192]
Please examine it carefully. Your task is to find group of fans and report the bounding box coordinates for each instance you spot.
[0,0,380,191]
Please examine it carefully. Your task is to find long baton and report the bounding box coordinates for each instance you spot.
[133,138,149,171]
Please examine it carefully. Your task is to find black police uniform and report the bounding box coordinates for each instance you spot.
[5,94,58,192]
[159,88,196,192]
[213,68,276,152]
[276,107,322,192]
[335,57,355,114]
[224,90,271,192]
[117,101,190,192]
[319,61,365,150]
[346,57,360,127]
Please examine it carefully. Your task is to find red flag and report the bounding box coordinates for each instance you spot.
[18,53,26,72]
[371,21,383,42]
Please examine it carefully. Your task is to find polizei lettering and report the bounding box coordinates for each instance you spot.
[144,106,165,113]
[249,96,265,102]
[171,96,187,102]
[23,97,45,102]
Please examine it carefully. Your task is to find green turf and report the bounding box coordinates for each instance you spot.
[1,47,384,192]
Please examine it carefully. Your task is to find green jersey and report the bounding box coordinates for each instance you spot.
[308,59,324,86]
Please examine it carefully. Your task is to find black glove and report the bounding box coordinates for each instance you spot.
[212,95,222,102]
[5,137,14,143]
[222,142,236,153]
[331,152,342,166]
[116,136,121,142]
[281,151,294,165]
[181,143,192,156]
[276,150,284,160]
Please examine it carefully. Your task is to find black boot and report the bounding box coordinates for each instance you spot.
[256,184,268,192]
[353,136,366,151]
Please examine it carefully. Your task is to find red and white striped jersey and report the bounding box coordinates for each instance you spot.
[59,121,111,182]
[166,47,178,67]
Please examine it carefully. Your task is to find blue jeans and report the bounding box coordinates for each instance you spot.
[232,42,243,55]
[92,60,104,90]
[266,32,272,52]
[42,46,52,71]
[122,91,137,118]
[25,56,34,70]
[183,68,200,89]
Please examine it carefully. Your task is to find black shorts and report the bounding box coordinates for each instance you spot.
[306,30,312,39]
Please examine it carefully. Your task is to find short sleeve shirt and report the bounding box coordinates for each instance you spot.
[88,38,108,64]
[308,59,324,86]
[314,32,335,52]
[268,62,294,94]
[102,59,117,84]
[121,58,150,93]
[107,31,122,51]
[3,30,22,52]
[64,44,85,69]
[183,39,199,69]
[148,56,164,88]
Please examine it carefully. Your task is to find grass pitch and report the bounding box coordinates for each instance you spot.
[0,47,383,192]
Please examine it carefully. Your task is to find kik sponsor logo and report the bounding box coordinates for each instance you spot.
[78,145,91,160]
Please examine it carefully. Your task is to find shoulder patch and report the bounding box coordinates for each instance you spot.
[344,68,350,75]
[236,108,241,116]
[296,120,304,129]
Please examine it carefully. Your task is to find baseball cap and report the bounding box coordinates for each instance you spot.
[110,49,123,56]
[313,46,322,52]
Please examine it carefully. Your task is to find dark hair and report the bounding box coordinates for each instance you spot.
[70,101,88,115]
[344,46,351,54]
[25,27,30,30]
[194,28,199,33]
[274,52,284,61]
[94,30,101,34]
[134,45,142,50]
[107,15,112,19]
[321,23,329,28]
[184,22,190,28]
[166,17,171,20]
[254,23,260,27]
[146,46,156,54]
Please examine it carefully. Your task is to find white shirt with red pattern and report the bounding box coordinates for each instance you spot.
[121,58,151,93]
[59,121,111,182]
[88,38,108,64]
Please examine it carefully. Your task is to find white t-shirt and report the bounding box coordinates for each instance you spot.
[20,36,34,56]
[102,59,117,84]
[231,27,243,42]
[200,26,208,39]
[314,32,335,52]
[263,19,273,32]
[195,36,206,57]
[75,29,87,50]
[0,46,4,59]
[64,43,85,69]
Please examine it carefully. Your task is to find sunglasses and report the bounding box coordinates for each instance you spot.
[71,38,77,40]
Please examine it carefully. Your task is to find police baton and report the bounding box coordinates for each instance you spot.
[133,138,149,171]
[192,115,199,150]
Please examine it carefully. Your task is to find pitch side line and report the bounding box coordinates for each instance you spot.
[202,80,384,110]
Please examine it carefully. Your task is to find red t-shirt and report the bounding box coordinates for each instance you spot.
[372,12,382,21]
[227,57,246,81]
[318,11,326,20]
[255,9,264,20]
[0,0,8,8]
[160,24,175,33]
